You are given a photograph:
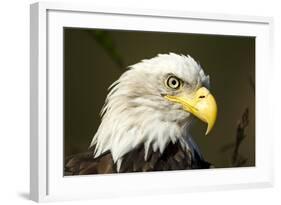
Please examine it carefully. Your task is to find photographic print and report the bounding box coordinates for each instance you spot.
[63,28,255,175]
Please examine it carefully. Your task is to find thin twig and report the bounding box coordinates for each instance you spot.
[232,108,249,166]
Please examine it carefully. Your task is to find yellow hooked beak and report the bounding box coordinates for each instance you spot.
[165,87,217,135]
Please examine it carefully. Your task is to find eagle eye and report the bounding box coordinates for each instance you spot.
[166,76,181,89]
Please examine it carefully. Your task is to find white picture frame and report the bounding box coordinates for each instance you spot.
[30,2,274,202]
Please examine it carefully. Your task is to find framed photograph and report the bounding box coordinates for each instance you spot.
[30,2,274,202]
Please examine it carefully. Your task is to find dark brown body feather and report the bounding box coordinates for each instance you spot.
[64,141,211,175]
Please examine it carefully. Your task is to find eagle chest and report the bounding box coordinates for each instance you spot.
[65,141,210,175]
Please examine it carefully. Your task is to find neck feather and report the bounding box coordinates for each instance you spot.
[91,107,192,171]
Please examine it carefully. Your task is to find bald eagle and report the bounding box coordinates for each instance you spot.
[65,53,217,175]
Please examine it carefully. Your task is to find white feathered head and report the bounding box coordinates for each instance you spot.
[90,53,217,170]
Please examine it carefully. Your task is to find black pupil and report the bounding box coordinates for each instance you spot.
[171,79,177,85]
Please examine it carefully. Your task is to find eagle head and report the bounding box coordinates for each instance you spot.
[90,53,217,171]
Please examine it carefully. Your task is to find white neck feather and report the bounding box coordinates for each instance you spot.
[91,106,192,171]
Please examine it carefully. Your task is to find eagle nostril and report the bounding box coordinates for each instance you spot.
[199,95,205,99]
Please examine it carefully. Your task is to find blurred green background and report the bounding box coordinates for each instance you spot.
[64,28,255,168]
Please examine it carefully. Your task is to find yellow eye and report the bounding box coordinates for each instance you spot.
[166,76,181,89]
